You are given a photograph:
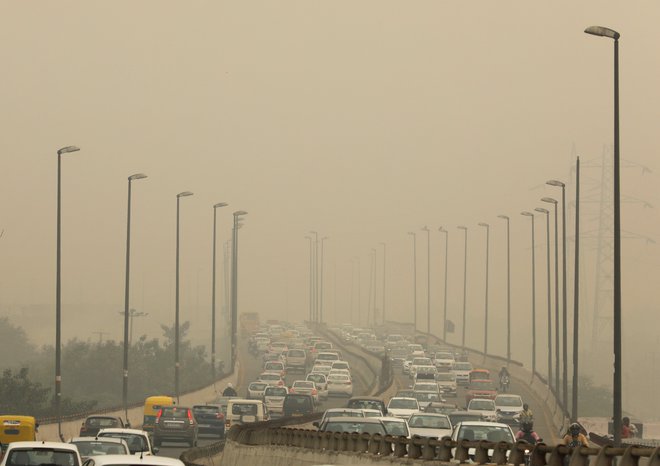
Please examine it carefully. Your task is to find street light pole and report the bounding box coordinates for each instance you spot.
[498,215,511,365]
[211,202,228,381]
[439,228,449,343]
[572,156,581,422]
[380,242,387,325]
[123,173,147,423]
[408,232,418,333]
[478,223,490,357]
[457,226,468,349]
[535,207,552,389]
[55,145,81,439]
[548,180,568,413]
[422,226,431,334]
[306,236,312,322]
[231,211,247,367]
[310,231,319,322]
[175,191,193,403]
[320,237,328,324]
[521,212,537,376]
[542,197,560,401]
[585,25,622,445]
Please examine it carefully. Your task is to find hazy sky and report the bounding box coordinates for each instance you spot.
[2,1,660,416]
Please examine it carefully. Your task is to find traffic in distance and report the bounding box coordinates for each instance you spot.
[0,319,567,466]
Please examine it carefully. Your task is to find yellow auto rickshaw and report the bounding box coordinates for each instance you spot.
[0,415,38,447]
[142,396,174,432]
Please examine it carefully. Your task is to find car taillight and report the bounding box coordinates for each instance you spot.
[290,388,295,393]
[156,409,163,421]
[216,412,225,420]
[312,389,317,395]
[347,380,352,385]
[187,409,194,424]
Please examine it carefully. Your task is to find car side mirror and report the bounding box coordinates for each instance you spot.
[312,421,319,428]
[152,447,159,454]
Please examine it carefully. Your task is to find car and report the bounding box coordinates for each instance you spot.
[225,399,269,429]
[311,362,333,377]
[469,369,491,385]
[1,442,82,466]
[247,381,268,399]
[263,386,289,416]
[68,437,129,460]
[191,404,225,438]
[97,428,157,456]
[152,406,198,447]
[386,397,420,419]
[347,397,387,415]
[79,416,125,437]
[331,361,350,372]
[494,394,524,425]
[413,391,443,409]
[467,398,498,422]
[433,351,455,371]
[424,402,458,415]
[283,393,315,417]
[80,454,185,466]
[317,416,387,435]
[257,371,286,387]
[395,389,416,399]
[315,352,340,365]
[306,373,329,400]
[389,348,408,367]
[451,421,515,460]
[436,372,458,396]
[409,358,434,379]
[328,369,352,382]
[317,408,365,426]
[447,410,485,426]
[452,361,473,385]
[263,361,286,378]
[465,379,497,404]
[286,349,307,372]
[326,373,353,397]
[290,380,319,403]
[408,413,453,439]
[413,381,440,394]
[378,416,411,438]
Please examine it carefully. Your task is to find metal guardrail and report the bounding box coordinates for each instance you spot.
[225,423,660,466]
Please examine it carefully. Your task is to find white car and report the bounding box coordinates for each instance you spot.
[378,416,411,438]
[433,351,455,371]
[361,408,384,417]
[467,398,499,422]
[436,371,458,396]
[386,397,420,419]
[263,386,289,415]
[408,413,453,439]
[328,368,351,380]
[494,394,524,425]
[451,421,515,460]
[80,454,185,466]
[452,361,473,385]
[326,373,353,397]
[410,358,434,379]
[1,442,82,466]
[306,373,329,400]
[331,360,350,372]
[413,381,440,394]
[257,371,286,387]
[97,428,156,456]
[319,408,364,425]
[69,437,130,459]
[312,362,333,377]
[291,380,320,403]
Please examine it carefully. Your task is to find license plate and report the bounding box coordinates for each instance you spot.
[199,424,210,428]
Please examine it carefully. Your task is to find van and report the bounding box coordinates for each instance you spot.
[225,399,269,430]
[283,394,314,417]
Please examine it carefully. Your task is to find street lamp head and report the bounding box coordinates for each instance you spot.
[478,222,489,228]
[57,146,80,155]
[213,202,228,208]
[497,215,509,220]
[233,210,248,216]
[177,191,193,198]
[585,25,620,40]
[541,197,557,205]
[129,173,148,181]
[546,179,565,188]
[534,207,549,214]
[521,211,534,217]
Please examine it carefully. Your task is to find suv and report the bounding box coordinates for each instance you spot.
[286,349,307,372]
[283,394,315,417]
[191,404,225,438]
[153,406,198,447]
[79,416,125,437]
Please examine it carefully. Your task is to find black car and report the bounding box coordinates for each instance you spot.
[153,406,198,447]
[283,394,314,417]
[192,404,225,438]
[79,416,125,437]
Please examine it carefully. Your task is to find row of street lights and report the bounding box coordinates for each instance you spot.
[55,146,247,434]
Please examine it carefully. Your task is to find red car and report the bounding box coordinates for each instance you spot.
[465,379,497,405]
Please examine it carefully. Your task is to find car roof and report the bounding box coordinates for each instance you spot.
[98,428,149,435]
[389,397,417,401]
[82,454,184,466]
[69,437,127,444]
[6,442,78,451]
[324,416,383,424]
[410,412,450,418]
[456,421,511,428]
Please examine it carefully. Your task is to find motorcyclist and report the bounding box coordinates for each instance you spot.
[222,382,237,397]
[499,366,510,391]
[516,419,542,445]
[519,403,534,422]
[561,423,589,447]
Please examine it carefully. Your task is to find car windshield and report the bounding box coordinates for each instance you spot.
[382,420,409,436]
[449,413,483,424]
[396,390,415,398]
[326,410,363,419]
[98,433,148,453]
[495,396,523,407]
[458,425,514,443]
[348,399,384,411]
[7,449,79,466]
[409,415,451,429]
[307,374,325,383]
[414,392,440,402]
[85,418,119,428]
[232,403,258,415]
[71,441,127,457]
[161,407,190,418]
[250,382,267,391]
[469,400,495,410]
[389,399,418,409]
[260,373,280,380]
[324,421,386,435]
[412,358,432,365]
[436,373,455,381]
[315,343,332,350]
[265,363,283,370]
[470,380,495,390]
[436,352,453,359]
[265,387,287,396]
